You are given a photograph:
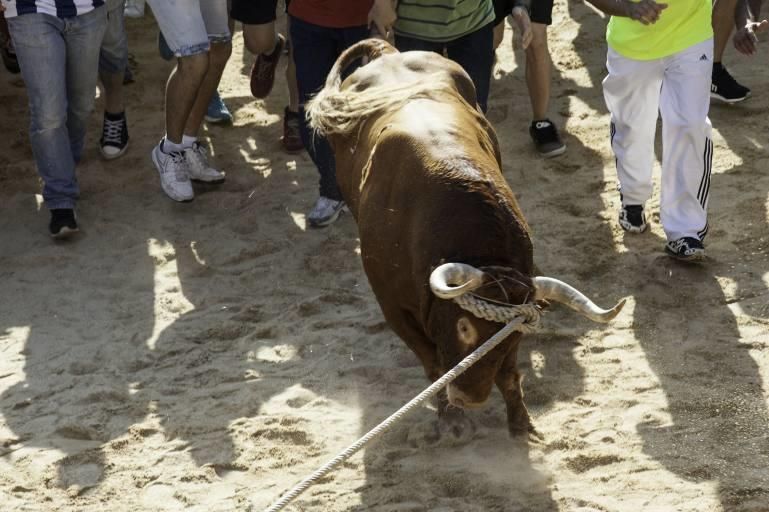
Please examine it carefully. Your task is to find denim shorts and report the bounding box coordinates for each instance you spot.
[146,0,230,57]
[99,0,128,74]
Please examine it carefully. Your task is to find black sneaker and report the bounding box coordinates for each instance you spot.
[100,112,129,160]
[665,237,705,262]
[711,63,750,103]
[529,119,566,158]
[49,209,79,239]
[619,204,648,233]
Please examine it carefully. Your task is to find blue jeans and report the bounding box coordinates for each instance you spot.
[99,0,128,74]
[396,23,494,113]
[8,7,107,209]
[290,16,369,201]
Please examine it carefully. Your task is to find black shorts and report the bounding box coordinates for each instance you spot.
[231,0,280,25]
[493,0,553,26]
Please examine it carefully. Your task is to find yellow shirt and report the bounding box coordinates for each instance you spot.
[607,0,713,60]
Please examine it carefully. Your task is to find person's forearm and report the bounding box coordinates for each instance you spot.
[735,0,763,28]
[512,0,531,15]
[586,0,631,17]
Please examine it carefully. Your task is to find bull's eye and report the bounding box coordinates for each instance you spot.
[456,317,479,347]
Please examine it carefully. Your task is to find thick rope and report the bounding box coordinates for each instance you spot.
[261,315,533,512]
[453,294,542,330]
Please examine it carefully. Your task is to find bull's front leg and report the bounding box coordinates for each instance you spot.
[404,329,476,444]
[495,342,538,439]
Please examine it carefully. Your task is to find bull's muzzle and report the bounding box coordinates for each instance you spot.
[447,384,488,409]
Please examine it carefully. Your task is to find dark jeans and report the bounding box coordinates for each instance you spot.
[289,16,369,201]
[395,23,494,113]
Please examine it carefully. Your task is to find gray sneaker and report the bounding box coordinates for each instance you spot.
[185,142,225,183]
[152,141,194,202]
[307,196,345,228]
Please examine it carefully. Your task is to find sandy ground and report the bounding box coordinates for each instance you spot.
[2,2,769,511]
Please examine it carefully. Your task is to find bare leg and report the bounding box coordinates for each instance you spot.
[525,23,550,121]
[165,52,209,143]
[493,21,505,51]
[286,18,299,113]
[183,42,232,138]
[100,70,124,115]
[243,21,278,56]
[713,0,739,63]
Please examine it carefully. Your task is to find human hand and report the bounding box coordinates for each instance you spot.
[511,6,533,50]
[368,0,397,41]
[624,0,668,25]
[733,20,769,55]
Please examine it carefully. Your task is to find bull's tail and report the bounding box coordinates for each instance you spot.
[306,38,399,138]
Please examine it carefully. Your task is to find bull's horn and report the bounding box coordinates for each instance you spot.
[532,276,626,323]
[430,263,485,299]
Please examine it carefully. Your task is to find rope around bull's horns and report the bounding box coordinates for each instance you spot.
[260,314,534,512]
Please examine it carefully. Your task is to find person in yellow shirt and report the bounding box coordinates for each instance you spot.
[588,0,713,262]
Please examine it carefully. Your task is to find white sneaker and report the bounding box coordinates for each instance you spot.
[185,142,225,183]
[151,142,194,202]
[307,196,346,228]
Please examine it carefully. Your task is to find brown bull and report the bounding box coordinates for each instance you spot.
[307,40,624,438]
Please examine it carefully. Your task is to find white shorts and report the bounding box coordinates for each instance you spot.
[146,0,230,57]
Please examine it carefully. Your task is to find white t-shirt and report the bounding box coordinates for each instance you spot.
[1,0,105,18]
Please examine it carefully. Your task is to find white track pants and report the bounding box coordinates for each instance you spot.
[603,38,714,242]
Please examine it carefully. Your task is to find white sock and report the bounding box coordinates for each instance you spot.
[162,136,184,154]
[182,135,197,149]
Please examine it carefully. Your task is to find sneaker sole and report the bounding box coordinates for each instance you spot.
[308,208,345,228]
[619,221,648,234]
[710,91,750,104]
[204,115,233,125]
[101,140,129,160]
[151,147,195,202]
[191,177,226,185]
[539,145,566,158]
[50,226,79,240]
[664,247,706,262]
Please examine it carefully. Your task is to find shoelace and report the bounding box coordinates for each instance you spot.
[191,142,207,158]
[102,117,124,144]
[164,151,187,181]
[187,143,219,178]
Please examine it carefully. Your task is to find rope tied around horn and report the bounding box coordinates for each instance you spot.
[452,293,542,332]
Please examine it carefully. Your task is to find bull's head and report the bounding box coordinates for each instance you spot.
[428,263,625,410]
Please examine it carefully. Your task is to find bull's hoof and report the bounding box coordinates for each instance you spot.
[508,418,542,442]
[406,413,476,447]
[437,409,476,446]
[406,420,440,447]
